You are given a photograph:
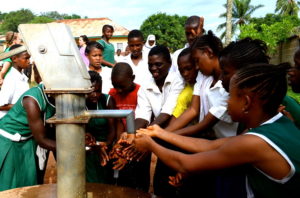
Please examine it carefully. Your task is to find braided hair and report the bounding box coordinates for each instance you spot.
[232,63,290,115]
[220,37,270,69]
[191,30,223,57]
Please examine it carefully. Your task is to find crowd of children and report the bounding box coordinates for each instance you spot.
[0,15,300,198]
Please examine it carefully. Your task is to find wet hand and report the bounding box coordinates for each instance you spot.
[168,172,185,187]
[134,133,153,153]
[97,142,109,166]
[136,124,164,137]
[118,132,135,145]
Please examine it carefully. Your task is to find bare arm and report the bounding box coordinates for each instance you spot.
[101,59,115,67]
[106,96,117,145]
[134,133,287,177]
[165,95,200,131]
[137,125,229,153]
[0,104,13,111]
[174,112,218,136]
[135,118,149,130]
[0,62,11,82]
[23,96,56,151]
[150,113,171,127]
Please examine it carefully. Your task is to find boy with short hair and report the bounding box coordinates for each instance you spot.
[122,29,152,86]
[0,44,30,118]
[108,62,140,138]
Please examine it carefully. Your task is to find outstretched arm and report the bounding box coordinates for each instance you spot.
[173,112,218,136]
[150,113,171,127]
[23,96,56,151]
[137,125,229,153]
[165,95,200,131]
[134,133,265,174]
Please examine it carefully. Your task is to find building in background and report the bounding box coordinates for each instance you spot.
[55,18,129,52]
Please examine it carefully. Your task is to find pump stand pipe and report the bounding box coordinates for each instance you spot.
[47,107,135,198]
[83,110,135,134]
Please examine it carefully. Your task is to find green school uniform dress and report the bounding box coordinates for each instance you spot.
[98,39,115,67]
[246,113,300,198]
[0,84,55,191]
[2,48,12,78]
[85,94,111,183]
[282,95,300,128]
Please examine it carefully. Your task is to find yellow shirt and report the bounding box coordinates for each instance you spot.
[172,84,193,118]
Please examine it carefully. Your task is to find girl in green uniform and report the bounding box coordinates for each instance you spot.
[134,63,300,198]
[85,71,115,183]
[98,24,115,67]
[0,82,55,191]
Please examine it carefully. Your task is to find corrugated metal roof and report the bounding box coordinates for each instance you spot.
[54,18,129,38]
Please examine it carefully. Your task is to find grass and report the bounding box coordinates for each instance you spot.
[287,87,300,103]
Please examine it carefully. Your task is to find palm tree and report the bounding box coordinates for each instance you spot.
[217,0,264,40]
[275,0,299,16]
[225,0,233,45]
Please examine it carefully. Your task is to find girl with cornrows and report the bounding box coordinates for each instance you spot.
[135,63,300,198]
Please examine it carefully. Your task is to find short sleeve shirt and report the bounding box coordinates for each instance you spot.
[135,72,184,123]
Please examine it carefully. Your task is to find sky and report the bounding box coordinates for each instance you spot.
[1,0,276,37]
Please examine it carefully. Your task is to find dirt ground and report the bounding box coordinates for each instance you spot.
[43,152,158,193]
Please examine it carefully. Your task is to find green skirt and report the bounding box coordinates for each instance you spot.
[0,136,37,191]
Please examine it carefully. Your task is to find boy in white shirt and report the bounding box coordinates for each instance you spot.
[122,30,152,86]
[118,45,184,192]
[0,44,30,118]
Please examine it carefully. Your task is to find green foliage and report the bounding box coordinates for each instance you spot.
[140,13,188,52]
[29,16,55,24]
[0,11,7,21]
[249,14,300,31]
[218,0,263,39]
[275,0,299,16]
[40,11,81,20]
[0,9,82,34]
[1,9,35,32]
[239,16,300,54]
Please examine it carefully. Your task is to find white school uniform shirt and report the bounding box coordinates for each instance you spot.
[170,43,189,74]
[193,72,238,138]
[98,66,113,94]
[122,54,152,87]
[0,67,29,118]
[135,71,184,123]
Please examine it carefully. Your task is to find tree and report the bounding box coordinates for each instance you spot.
[249,13,300,32]
[275,0,299,16]
[40,11,81,20]
[239,16,300,54]
[29,16,55,24]
[1,9,35,32]
[225,0,233,45]
[217,0,263,40]
[140,13,187,52]
[0,11,7,21]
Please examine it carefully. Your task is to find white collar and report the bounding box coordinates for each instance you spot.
[146,72,174,92]
[11,67,28,82]
[260,113,283,126]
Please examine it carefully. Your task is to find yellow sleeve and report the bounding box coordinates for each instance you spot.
[172,85,193,118]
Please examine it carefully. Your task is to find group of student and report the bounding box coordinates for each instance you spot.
[0,15,300,198]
